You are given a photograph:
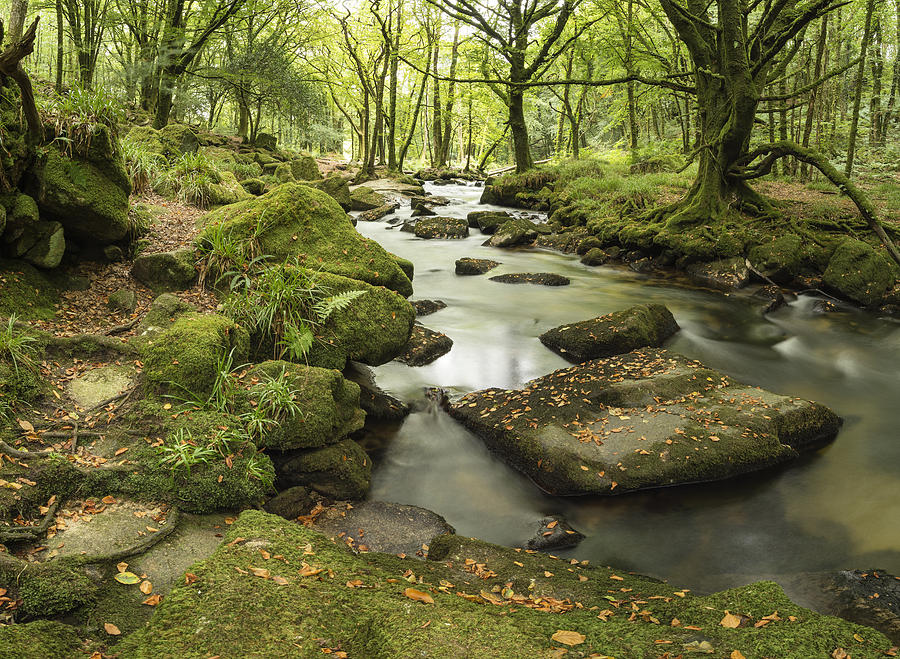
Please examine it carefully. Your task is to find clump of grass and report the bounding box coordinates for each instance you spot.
[222,160,263,181]
[121,136,166,194]
[40,86,124,157]
[158,152,224,208]
[0,314,38,375]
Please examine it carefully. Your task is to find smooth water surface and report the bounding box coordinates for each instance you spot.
[355,182,900,596]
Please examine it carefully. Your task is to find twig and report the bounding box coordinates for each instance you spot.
[0,440,54,459]
[0,500,60,543]
[105,317,141,336]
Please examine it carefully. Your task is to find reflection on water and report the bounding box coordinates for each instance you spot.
[358,183,900,594]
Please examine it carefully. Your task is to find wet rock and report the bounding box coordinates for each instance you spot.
[576,236,605,256]
[449,347,841,495]
[411,299,447,316]
[811,299,839,314]
[752,285,788,314]
[410,195,450,218]
[467,210,513,233]
[350,186,387,211]
[263,486,316,521]
[749,234,803,284]
[539,304,679,363]
[131,249,198,292]
[629,258,654,274]
[396,325,453,366]
[314,501,454,557]
[524,515,585,552]
[107,288,137,312]
[344,362,409,422]
[823,238,898,307]
[580,248,608,266]
[535,232,584,253]
[822,569,900,643]
[487,217,540,248]
[686,257,750,290]
[273,438,371,500]
[455,257,500,276]
[414,216,469,239]
[357,201,400,222]
[489,273,570,286]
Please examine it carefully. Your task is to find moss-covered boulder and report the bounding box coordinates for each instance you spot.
[450,348,841,496]
[141,313,249,397]
[28,149,130,243]
[274,438,371,499]
[350,186,387,211]
[539,304,679,363]
[131,248,197,292]
[823,238,898,307]
[198,183,413,296]
[116,510,895,658]
[487,217,543,247]
[580,247,608,266]
[240,177,266,195]
[311,175,352,210]
[208,170,252,206]
[127,124,199,159]
[10,219,65,269]
[0,259,59,319]
[274,162,294,183]
[414,216,469,239]
[0,620,85,659]
[291,156,321,181]
[238,361,365,450]
[467,209,512,233]
[686,256,751,290]
[749,233,804,284]
[2,560,98,617]
[455,257,500,275]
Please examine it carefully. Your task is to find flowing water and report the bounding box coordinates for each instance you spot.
[354,182,900,598]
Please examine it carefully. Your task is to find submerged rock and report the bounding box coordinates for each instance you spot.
[489,272,570,286]
[314,501,455,557]
[524,515,585,552]
[539,304,679,363]
[396,325,453,366]
[449,347,841,496]
[455,257,500,275]
[413,216,469,239]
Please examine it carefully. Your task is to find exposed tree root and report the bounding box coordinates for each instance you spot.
[0,500,59,543]
[0,440,54,459]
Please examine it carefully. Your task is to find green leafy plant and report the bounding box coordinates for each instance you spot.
[121,136,166,194]
[243,366,303,440]
[0,314,38,375]
[40,86,124,157]
[156,427,218,478]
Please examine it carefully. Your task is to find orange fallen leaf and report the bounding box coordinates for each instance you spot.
[272,576,289,586]
[184,573,198,585]
[102,496,117,505]
[831,649,850,659]
[249,567,270,579]
[299,564,324,577]
[720,611,743,628]
[114,447,129,456]
[551,630,585,646]
[142,594,162,606]
[404,588,434,604]
[139,581,153,595]
[731,651,747,659]
[116,561,129,573]
[104,623,121,635]
[17,419,34,433]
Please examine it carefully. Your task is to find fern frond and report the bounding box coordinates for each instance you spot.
[313,289,366,321]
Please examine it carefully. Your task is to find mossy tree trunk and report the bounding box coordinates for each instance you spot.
[658,0,843,228]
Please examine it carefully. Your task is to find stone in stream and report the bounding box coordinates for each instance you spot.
[580,247,609,266]
[486,217,543,248]
[395,325,453,366]
[466,210,513,233]
[350,186,388,211]
[820,569,900,643]
[357,201,399,222]
[411,299,447,316]
[489,272,570,286]
[410,195,450,217]
[344,362,410,422]
[414,216,469,239]
[524,515,585,552]
[270,438,371,500]
[313,501,455,557]
[686,256,751,291]
[448,347,842,496]
[455,257,500,276]
[539,304,679,363]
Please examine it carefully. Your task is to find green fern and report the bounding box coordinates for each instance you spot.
[280,322,315,361]
[313,289,366,321]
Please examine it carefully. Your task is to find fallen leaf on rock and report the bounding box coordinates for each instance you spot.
[102,496,117,505]
[299,564,323,577]
[139,581,153,595]
[272,576,289,586]
[346,579,364,588]
[720,611,743,628]
[249,567,270,579]
[731,651,747,659]
[17,419,34,433]
[551,630,585,646]
[184,573,198,585]
[116,562,129,573]
[114,572,140,585]
[142,594,162,606]
[114,447,129,456]
[404,588,434,604]
[831,649,849,659]
[104,623,121,635]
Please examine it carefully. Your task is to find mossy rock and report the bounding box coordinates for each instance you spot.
[240,177,266,196]
[0,360,44,404]
[539,304,679,363]
[390,253,414,281]
[822,238,898,307]
[310,175,352,210]
[274,438,371,499]
[238,361,365,450]
[9,561,98,618]
[141,313,249,398]
[450,348,841,496]
[350,186,387,211]
[0,620,85,659]
[208,170,252,206]
[291,156,321,181]
[487,217,543,247]
[414,216,469,239]
[197,183,413,297]
[28,149,130,243]
[274,162,294,183]
[748,233,804,284]
[116,510,895,658]
[126,124,198,160]
[580,247,608,266]
[10,220,66,269]
[131,248,197,292]
[0,259,59,319]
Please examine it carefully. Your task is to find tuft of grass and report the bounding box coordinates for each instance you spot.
[155,152,223,208]
[0,314,38,375]
[121,136,166,194]
[40,86,124,158]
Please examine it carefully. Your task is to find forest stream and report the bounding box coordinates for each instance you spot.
[355,182,900,607]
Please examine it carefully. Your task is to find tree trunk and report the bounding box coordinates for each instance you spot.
[800,16,828,180]
[430,37,442,168]
[438,22,460,166]
[54,0,63,92]
[509,88,533,172]
[9,0,29,43]
[153,66,177,128]
[846,0,877,177]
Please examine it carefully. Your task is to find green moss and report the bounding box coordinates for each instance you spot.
[0,259,59,319]
[197,183,412,296]
[237,361,364,450]
[0,620,84,659]
[273,162,294,183]
[279,438,371,499]
[117,511,895,659]
[291,156,322,181]
[141,313,249,398]
[207,170,252,206]
[822,238,898,306]
[12,561,98,617]
[390,253,414,281]
[29,149,130,242]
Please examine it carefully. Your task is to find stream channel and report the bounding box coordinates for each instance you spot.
[353,181,900,601]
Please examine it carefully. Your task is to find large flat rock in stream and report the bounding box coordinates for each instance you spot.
[448,348,841,496]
